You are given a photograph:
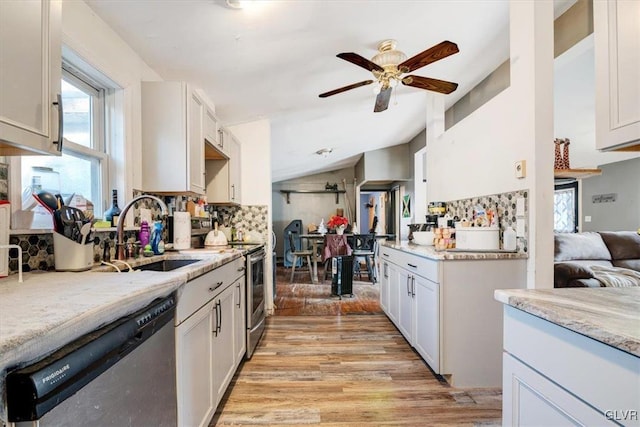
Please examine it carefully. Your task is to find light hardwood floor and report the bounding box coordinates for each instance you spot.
[212,314,501,426]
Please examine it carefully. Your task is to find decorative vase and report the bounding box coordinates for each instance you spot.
[561,138,571,170]
[336,225,345,235]
[554,138,564,170]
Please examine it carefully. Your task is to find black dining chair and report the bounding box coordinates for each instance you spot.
[287,231,313,283]
[350,233,377,283]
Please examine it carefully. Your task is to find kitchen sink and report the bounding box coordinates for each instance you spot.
[135,259,201,272]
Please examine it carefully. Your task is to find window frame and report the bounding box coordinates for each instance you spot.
[554,181,579,233]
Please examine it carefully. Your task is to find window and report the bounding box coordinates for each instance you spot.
[554,181,578,233]
[16,63,110,229]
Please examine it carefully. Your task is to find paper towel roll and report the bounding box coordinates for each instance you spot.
[173,212,191,250]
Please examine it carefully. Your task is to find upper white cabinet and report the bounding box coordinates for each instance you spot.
[594,0,640,150]
[205,130,242,205]
[141,81,206,194]
[0,0,62,156]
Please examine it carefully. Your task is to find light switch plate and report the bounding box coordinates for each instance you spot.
[516,198,525,217]
[516,218,525,237]
[515,160,526,178]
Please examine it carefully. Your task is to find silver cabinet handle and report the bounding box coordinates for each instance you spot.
[52,94,63,151]
[236,284,241,308]
[383,263,388,278]
[411,276,416,297]
[231,184,235,200]
[217,300,222,334]
[406,275,411,296]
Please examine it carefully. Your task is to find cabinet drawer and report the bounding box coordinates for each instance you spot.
[176,257,244,324]
[380,246,439,283]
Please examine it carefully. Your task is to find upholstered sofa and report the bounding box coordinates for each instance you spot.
[554,231,640,288]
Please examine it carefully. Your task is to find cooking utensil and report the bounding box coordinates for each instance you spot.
[34,191,58,213]
[79,222,91,245]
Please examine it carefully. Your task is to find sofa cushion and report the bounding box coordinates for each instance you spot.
[599,231,640,261]
[554,232,612,262]
[613,259,640,271]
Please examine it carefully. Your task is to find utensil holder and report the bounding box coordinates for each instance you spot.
[54,233,93,271]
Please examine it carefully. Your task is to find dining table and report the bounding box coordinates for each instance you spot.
[299,233,394,283]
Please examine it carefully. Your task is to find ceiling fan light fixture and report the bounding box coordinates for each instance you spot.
[371,39,407,69]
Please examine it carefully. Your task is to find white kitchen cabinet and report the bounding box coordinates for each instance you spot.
[502,306,638,427]
[233,280,247,363]
[141,81,206,194]
[379,260,390,313]
[379,243,526,387]
[212,281,236,407]
[175,257,246,427]
[594,0,640,150]
[204,106,222,152]
[0,0,62,156]
[175,300,215,427]
[205,130,242,205]
[412,275,440,372]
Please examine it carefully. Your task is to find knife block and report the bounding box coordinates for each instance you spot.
[53,233,93,271]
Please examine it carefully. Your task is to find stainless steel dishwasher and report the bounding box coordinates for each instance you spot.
[6,293,177,426]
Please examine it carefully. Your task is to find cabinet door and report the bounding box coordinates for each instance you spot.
[379,261,390,313]
[413,275,440,373]
[0,0,61,155]
[176,301,214,427]
[212,284,236,407]
[397,269,413,342]
[229,136,241,203]
[595,0,640,150]
[188,89,206,194]
[233,279,247,363]
[502,353,610,426]
[387,262,400,326]
[204,107,219,146]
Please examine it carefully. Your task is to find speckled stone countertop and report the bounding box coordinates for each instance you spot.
[381,240,528,260]
[495,287,640,357]
[0,247,255,422]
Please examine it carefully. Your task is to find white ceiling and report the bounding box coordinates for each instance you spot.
[85,0,512,182]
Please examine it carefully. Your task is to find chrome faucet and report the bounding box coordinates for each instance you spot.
[116,194,168,260]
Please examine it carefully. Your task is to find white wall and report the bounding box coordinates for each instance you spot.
[426,1,555,288]
[62,0,162,202]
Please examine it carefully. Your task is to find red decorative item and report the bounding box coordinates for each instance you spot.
[327,215,348,229]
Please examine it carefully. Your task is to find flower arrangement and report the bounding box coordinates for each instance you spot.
[327,215,348,229]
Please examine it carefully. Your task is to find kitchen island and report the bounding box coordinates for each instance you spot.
[0,249,247,425]
[378,240,527,387]
[495,287,640,426]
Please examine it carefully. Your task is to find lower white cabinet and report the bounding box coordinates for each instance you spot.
[502,305,639,427]
[175,258,246,427]
[379,244,526,387]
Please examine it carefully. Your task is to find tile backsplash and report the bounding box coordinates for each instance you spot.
[445,189,529,253]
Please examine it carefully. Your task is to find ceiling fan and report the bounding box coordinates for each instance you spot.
[319,40,460,112]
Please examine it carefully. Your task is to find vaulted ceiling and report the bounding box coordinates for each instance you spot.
[86,0,513,181]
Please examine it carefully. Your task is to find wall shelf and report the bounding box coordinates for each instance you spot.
[554,168,602,179]
[280,190,345,204]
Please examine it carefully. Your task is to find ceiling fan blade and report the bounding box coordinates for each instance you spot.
[374,87,392,112]
[319,80,374,98]
[402,75,458,94]
[337,52,384,73]
[398,40,459,73]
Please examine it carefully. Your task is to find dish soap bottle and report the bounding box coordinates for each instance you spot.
[139,220,150,249]
[151,221,164,255]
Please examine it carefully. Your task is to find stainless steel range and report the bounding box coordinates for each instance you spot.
[244,246,266,358]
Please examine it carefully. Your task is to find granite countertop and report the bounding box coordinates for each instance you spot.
[0,248,253,402]
[495,287,640,357]
[381,240,528,261]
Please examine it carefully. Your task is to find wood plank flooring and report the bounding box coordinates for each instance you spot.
[212,314,502,426]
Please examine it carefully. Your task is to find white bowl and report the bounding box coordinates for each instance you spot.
[412,231,435,246]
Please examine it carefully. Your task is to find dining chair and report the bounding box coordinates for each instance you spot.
[287,231,313,283]
[350,233,377,283]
